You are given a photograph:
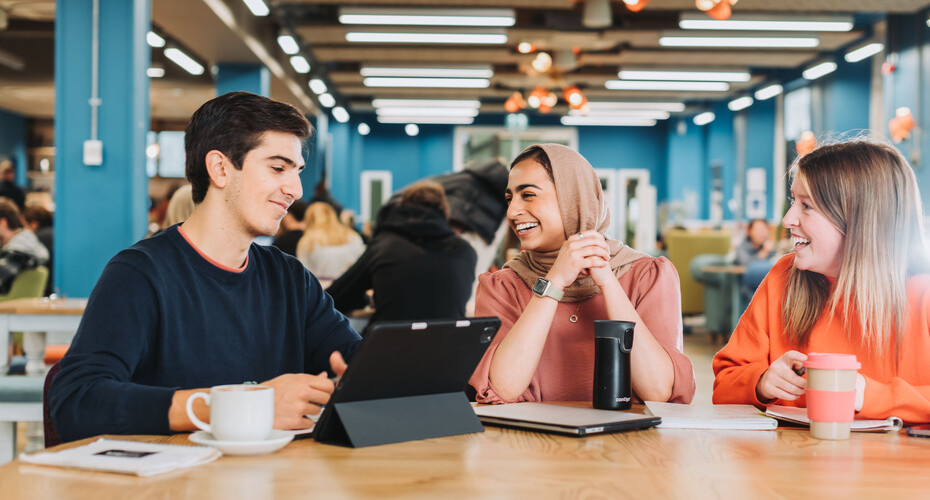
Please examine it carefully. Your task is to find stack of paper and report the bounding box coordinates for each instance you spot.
[644,401,778,430]
[765,406,904,432]
[20,438,221,476]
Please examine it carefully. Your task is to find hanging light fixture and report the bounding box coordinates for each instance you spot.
[527,86,548,108]
[504,92,527,113]
[623,0,650,13]
[562,86,588,110]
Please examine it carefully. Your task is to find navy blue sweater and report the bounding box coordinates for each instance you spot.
[49,225,361,442]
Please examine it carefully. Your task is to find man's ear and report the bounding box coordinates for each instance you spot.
[205,150,231,189]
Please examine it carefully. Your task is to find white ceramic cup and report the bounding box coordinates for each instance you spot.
[186,384,274,442]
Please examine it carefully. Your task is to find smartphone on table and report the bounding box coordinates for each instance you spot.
[905,424,930,438]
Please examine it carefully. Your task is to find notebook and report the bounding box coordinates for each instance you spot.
[644,401,778,430]
[473,402,661,437]
[765,405,904,432]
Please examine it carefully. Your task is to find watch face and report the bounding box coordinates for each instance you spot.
[533,278,548,295]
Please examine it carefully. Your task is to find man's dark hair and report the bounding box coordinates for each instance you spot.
[184,92,312,203]
[0,198,23,230]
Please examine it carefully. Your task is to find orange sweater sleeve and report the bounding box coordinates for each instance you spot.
[712,255,793,407]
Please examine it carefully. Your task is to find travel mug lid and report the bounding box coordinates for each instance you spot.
[803,352,861,370]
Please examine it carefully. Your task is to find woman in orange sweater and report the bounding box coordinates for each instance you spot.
[713,138,930,423]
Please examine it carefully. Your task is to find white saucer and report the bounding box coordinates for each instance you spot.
[189,430,294,456]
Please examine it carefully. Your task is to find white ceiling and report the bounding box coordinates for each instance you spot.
[0,0,928,120]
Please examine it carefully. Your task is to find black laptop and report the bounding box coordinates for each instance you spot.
[313,317,500,447]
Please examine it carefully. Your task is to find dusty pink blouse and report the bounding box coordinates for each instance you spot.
[469,256,695,404]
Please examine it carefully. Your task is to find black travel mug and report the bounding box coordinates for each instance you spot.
[593,320,635,410]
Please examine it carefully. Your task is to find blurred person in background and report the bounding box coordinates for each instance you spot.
[327,181,476,333]
[24,206,54,296]
[0,161,25,210]
[0,198,48,294]
[734,218,777,308]
[377,158,510,315]
[296,201,364,281]
[272,199,308,257]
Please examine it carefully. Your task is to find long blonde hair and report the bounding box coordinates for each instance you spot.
[783,138,929,357]
[297,202,356,253]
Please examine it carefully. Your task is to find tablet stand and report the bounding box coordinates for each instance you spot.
[314,392,483,447]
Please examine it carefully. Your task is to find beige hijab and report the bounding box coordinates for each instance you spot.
[504,143,648,302]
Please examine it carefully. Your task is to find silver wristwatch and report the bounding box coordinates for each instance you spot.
[532,277,564,302]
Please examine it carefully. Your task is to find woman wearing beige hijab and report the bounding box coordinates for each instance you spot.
[469,144,695,404]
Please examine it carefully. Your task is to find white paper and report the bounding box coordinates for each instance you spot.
[20,438,221,476]
[644,401,778,430]
[765,405,904,432]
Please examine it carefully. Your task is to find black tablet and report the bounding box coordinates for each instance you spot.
[313,317,500,447]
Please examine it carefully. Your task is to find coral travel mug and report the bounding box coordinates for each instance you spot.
[803,353,861,440]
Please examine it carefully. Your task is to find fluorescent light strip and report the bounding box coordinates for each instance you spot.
[309,79,328,95]
[332,106,350,123]
[586,102,685,112]
[568,109,670,119]
[802,61,837,80]
[242,0,269,17]
[290,56,311,74]
[560,116,657,127]
[277,35,300,55]
[728,96,754,111]
[146,67,165,78]
[845,42,884,63]
[679,18,852,32]
[318,93,336,108]
[378,116,475,124]
[693,112,715,126]
[146,31,165,48]
[605,80,729,91]
[164,48,204,75]
[372,99,480,108]
[754,84,783,101]
[376,107,479,117]
[339,8,514,27]
[346,33,507,44]
[618,70,750,82]
[361,67,493,78]
[340,15,514,27]
[364,77,490,88]
[358,123,371,136]
[659,36,819,48]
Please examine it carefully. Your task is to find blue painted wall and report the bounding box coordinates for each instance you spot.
[822,56,871,135]
[0,108,27,186]
[885,11,930,207]
[667,119,708,219]
[577,122,670,203]
[215,63,270,97]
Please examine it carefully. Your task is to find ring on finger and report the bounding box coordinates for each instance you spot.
[577,232,585,239]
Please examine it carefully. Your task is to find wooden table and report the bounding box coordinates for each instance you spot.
[0,297,87,374]
[2,410,930,498]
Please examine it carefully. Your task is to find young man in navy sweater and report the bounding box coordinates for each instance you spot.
[49,92,361,442]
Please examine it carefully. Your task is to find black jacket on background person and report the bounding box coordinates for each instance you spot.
[327,203,477,333]
[381,158,508,245]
